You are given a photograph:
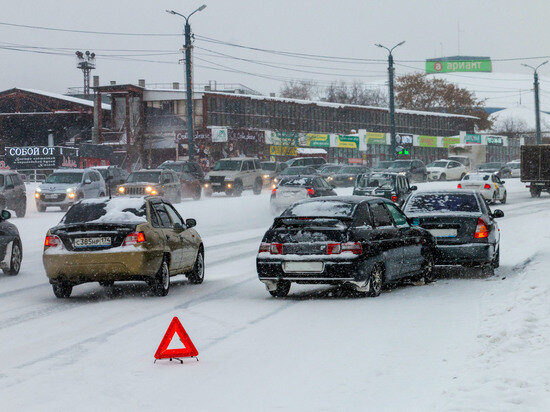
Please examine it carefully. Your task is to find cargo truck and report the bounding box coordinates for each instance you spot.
[520,145,550,197]
[448,144,487,171]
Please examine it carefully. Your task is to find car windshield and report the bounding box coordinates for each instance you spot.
[45,172,83,184]
[95,169,109,180]
[340,166,364,174]
[213,160,242,171]
[428,161,448,168]
[62,198,147,224]
[261,162,276,171]
[462,173,491,181]
[282,200,356,218]
[320,165,342,173]
[279,177,314,186]
[479,163,501,169]
[281,167,312,175]
[389,160,412,169]
[405,193,480,214]
[160,163,190,173]
[127,171,161,183]
[357,174,395,189]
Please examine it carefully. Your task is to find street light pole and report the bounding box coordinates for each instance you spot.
[522,61,548,145]
[375,41,405,159]
[167,5,207,161]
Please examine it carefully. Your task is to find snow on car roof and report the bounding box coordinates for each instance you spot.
[78,197,147,223]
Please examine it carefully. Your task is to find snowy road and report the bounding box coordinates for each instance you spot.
[1,179,549,411]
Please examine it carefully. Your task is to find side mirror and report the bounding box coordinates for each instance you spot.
[84,179,92,185]
[173,222,184,232]
[410,185,418,191]
[1,210,11,220]
[185,218,197,228]
[492,209,504,219]
[500,180,506,184]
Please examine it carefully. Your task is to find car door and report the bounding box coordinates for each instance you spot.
[246,160,256,187]
[3,174,17,209]
[492,175,505,199]
[368,201,403,280]
[152,202,184,272]
[165,202,197,271]
[386,202,423,273]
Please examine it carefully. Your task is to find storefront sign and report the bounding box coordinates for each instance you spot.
[418,135,438,147]
[426,59,492,73]
[395,134,413,145]
[5,146,79,170]
[337,135,359,149]
[366,132,387,145]
[442,137,461,148]
[465,134,482,144]
[306,133,330,147]
[270,145,298,156]
[211,127,228,143]
[486,136,503,146]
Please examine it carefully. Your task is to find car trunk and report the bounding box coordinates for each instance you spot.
[275,186,309,203]
[52,223,137,251]
[412,214,481,245]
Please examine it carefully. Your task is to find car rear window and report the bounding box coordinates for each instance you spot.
[282,200,356,218]
[462,173,490,181]
[62,198,147,224]
[404,193,480,214]
[279,177,314,186]
[357,174,395,189]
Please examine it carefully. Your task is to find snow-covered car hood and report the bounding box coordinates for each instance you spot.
[38,183,81,193]
[206,170,241,179]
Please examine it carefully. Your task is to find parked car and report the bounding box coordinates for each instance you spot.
[260,161,287,187]
[0,170,26,217]
[286,157,327,170]
[204,158,263,197]
[91,166,128,195]
[426,159,468,181]
[458,172,507,204]
[42,196,204,298]
[318,164,342,179]
[117,169,181,203]
[353,172,416,206]
[403,189,503,275]
[159,160,204,182]
[371,160,393,172]
[327,165,370,187]
[506,161,521,178]
[35,169,106,212]
[0,210,22,276]
[270,176,336,215]
[476,162,511,178]
[388,159,427,182]
[257,196,436,298]
[274,166,318,184]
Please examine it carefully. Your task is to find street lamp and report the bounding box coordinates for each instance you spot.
[166,4,207,161]
[522,61,548,145]
[375,41,405,159]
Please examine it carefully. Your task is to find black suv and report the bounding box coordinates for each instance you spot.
[388,159,427,182]
[0,171,26,217]
[354,172,416,206]
[91,166,128,194]
[159,161,204,182]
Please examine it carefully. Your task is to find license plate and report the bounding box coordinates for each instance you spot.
[283,261,324,273]
[73,237,112,248]
[45,194,58,199]
[428,228,457,238]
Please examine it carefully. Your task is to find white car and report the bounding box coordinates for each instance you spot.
[270,176,336,215]
[458,172,507,204]
[506,161,521,178]
[426,159,468,181]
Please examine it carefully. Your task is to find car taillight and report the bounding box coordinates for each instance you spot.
[44,235,62,247]
[259,242,283,254]
[391,195,398,202]
[457,184,462,189]
[307,188,315,196]
[123,232,146,246]
[327,242,362,255]
[272,188,277,195]
[483,184,491,189]
[474,218,489,239]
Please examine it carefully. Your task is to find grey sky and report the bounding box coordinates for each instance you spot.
[0,0,549,96]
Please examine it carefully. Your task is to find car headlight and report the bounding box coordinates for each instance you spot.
[68,192,76,199]
[273,178,278,183]
[263,174,269,179]
[204,183,210,188]
[118,186,125,193]
[145,186,153,193]
[66,187,77,193]
[34,192,40,199]
[36,187,42,193]
[328,176,333,181]
[151,189,158,195]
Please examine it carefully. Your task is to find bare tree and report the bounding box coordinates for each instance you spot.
[323,81,388,106]
[279,80,318,100]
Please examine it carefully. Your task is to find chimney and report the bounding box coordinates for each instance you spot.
[110,81,116,85]
[138,79,146,87]
[172,82,180,90]
[93,76,100,87]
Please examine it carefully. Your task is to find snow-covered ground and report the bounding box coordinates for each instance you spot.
[1,178,549,411]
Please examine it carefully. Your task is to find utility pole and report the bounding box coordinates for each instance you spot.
[166,5,207,161]
[522,61,548,145]
[375,41,405,159]
[75,51,96,97]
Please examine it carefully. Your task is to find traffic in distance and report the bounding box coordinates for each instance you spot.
[0,147,537,300]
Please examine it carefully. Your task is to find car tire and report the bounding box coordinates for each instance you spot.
[37,204,46,212]
[151,259,170,297]
[187,249,205,284]
[269,280,291,298]
[500,191,507,204]
[439,173,446,181]
[232,181,243,197]
[53,282,72,298]
[99,280,114,287]
[491,192,497,204]
[460,173,466,180]
[530,186,541,198]
[422,252,435,283]
[493,247,500,269]
[3,239,22,276]
[15,200,26,218]
[366,264,384,297]
[253,178,262,195]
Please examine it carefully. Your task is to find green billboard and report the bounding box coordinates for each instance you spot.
[426,59,492,74]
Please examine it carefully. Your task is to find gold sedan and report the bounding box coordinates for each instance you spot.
[43,196,204,298]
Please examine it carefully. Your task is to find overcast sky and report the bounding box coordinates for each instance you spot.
[0,0,549,97]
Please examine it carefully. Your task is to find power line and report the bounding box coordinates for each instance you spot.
[0,21,181,36]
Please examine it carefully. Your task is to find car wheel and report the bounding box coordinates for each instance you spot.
[151,259,170,296]
[460,173,466,180]
[493,247,500,269]
[422,252,435,283]
[4,240,22,276]
[500,191,507,204]
[15,200,26,218]
[269,280,291,298]
[53,282,72,298]
[530,186,541,198]
[187,249,205,284]
[367,264,384,297]
[37,204,46,212]
[253,178,262,195]
[439,173,446,181]
[232,181,243,197]
[99,280,114,287]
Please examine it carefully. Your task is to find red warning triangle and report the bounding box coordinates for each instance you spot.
[154,317,198,359]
